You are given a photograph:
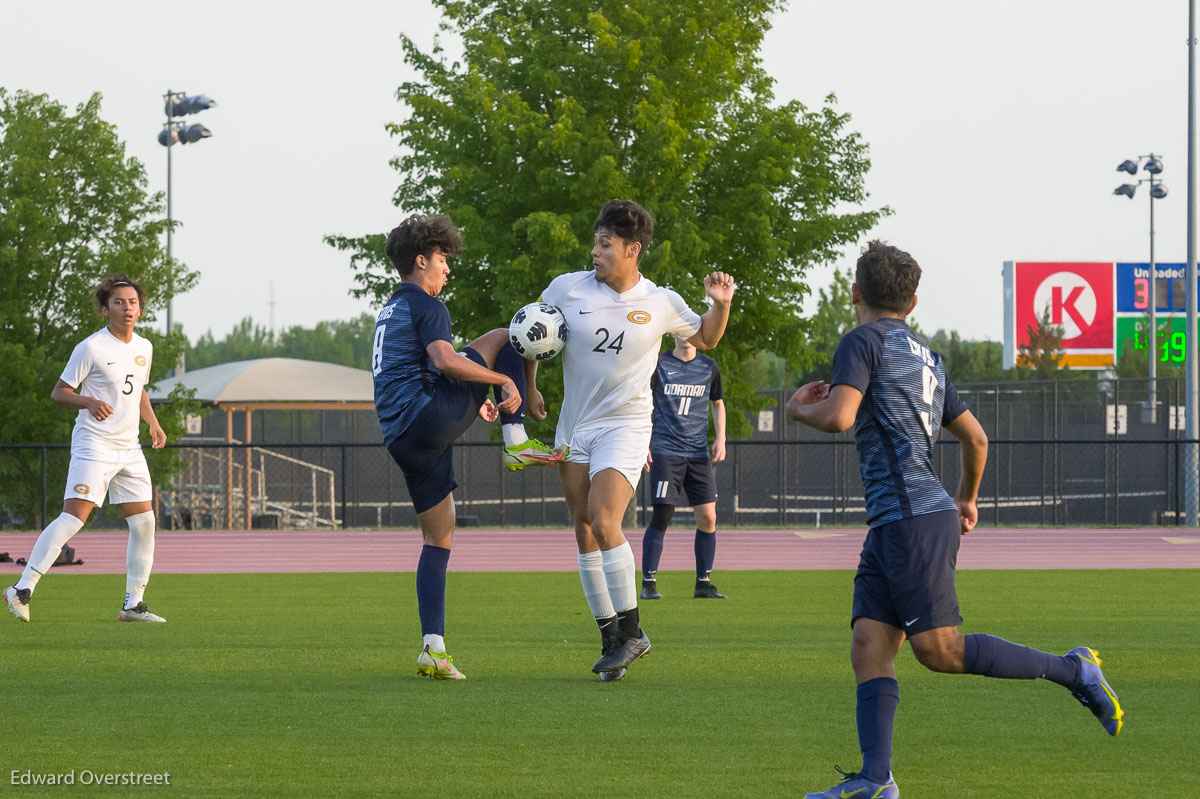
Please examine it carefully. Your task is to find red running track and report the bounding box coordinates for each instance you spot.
[1,528,1197,575]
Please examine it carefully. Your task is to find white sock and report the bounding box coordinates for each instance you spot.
[577,550,615,618]
[502,424,529,447]
[16,512,84,593]
[124,511,155,608]
[600,542,638,613]
[423,633,447,653]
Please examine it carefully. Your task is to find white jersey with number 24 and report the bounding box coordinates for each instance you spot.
[542,271,701,442]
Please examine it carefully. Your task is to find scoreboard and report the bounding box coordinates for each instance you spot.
[1003,261,1197,369]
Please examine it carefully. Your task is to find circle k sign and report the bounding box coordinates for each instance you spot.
[1015,262,1114,349]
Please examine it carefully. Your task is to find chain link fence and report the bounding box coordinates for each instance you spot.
[3,378,1197,530]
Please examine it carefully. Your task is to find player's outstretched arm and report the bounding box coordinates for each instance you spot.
[786,382,861,433]
[426,340,522,413]
[524,358,546,421]
[140,390,167,448]
[944,410,988,534]
[688,272,735,350]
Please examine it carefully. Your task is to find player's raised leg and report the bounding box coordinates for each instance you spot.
[466,328,565,471]
[414,492,465,680]
[4,500,91,622]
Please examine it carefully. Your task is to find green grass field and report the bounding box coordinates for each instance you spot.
[4,569,1196,797]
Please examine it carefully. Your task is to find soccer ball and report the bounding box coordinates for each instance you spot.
[509,302,567,361]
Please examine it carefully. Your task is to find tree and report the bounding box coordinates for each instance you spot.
[0,89,198,526]
[925,329,1006,384]
[325,0,885,438]
[1016,306,1068,378]
[187,314,377,371]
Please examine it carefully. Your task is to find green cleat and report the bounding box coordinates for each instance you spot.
[417,646,466,680]
[503,440,568,472]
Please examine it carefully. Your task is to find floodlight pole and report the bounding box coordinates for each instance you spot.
[164,89,177,342]
[1187,0,1198,526]
[1149,164,1159,424]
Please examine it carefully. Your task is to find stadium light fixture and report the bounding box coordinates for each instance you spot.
[1113,153,1168,423]
[158,90,216,374]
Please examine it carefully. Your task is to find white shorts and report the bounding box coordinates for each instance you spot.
[64,448,152,508]
[560,422,652,491]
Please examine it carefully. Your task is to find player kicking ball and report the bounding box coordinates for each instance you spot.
[372,214,564,680]
[4,276,167,624]
[788,242,1123,799]
[528,200,735,680]
[640,333,728,600]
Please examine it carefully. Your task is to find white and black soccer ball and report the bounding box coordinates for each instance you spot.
[509,302,567,361]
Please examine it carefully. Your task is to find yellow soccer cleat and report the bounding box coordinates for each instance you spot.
[417,646,466,680]
[503,440,567,472]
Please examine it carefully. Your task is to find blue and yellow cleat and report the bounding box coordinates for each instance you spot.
[804,767,898,799]
[1066,646,1124,736]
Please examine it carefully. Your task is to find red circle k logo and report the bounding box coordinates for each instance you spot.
[1032,272,1097,340]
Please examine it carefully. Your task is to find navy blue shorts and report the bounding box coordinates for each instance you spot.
[648,452,717,506]
[851,508,963,636]
[386,348,490,515]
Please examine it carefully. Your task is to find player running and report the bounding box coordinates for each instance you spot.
[373,213,563,680]
[529,200,735,680]
[4,276,168,623]
[640,334,728,600]
[787,241,1123,799]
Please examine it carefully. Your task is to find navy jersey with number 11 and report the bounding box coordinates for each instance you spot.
[830,318,969,527]
[649,351,723,458]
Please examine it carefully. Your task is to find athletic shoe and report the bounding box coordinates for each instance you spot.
[598,668,626,682]
[693,580,727,599]
[117,602,166,623]
[1066,646,1124,736]
[503,440,568,472]
[3,585,30,622]
[804,767,898,799]
[592,630,651,673]
[640,579,663,600]
[417,645,466,680]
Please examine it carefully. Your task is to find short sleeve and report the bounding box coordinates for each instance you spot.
[540,273,570,309]
[415,297,453,348]
[709,360,724,401]
[829,326,878,394]
[60,339,92,389]
[664,289,702,339]
[941,377,969,425]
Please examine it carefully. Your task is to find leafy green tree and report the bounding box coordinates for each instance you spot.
[187,314,377,371]
[325,0,885,438]
[0,89,198,526]
[926,329,1006,384]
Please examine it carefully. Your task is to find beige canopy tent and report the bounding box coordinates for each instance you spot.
[150,358,375,528]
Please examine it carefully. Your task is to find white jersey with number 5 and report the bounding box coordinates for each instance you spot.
[60,328,154,455]
[542,271,701,441]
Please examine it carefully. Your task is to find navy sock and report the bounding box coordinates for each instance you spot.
[963,633,1080,686]
[492,342,527,425]
[694,529,716,580]
[642,527,666,577]
[416,544,451,636]
[856,677,899,784]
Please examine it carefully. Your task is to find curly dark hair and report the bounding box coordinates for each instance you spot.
[855,240,922,314]
[594,200,654,261]
[96,274,146,312]
[385,214,464,276]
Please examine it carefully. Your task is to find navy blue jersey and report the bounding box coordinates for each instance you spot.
[649,352,724,458]
[372,284,454,445]
[830,318,969,526]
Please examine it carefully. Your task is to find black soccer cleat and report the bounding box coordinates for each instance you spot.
[693,580,727,599]
[640,579,663,600]
[592,629,651,673]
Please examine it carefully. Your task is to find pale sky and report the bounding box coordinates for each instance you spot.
[2,1,1195,343]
